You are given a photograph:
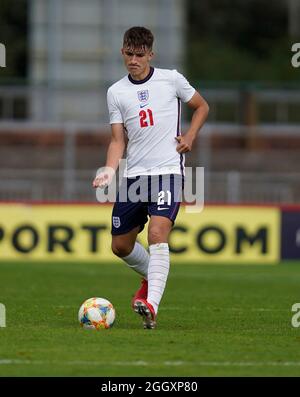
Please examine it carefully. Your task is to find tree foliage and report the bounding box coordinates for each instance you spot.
[186,0,299,82]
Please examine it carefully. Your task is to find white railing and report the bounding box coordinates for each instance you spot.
[1,85,300,123]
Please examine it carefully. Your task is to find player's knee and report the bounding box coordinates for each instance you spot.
[111,241,133,258]
[148,227,165,244]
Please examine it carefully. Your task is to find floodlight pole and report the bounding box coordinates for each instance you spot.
[47,0,62,121]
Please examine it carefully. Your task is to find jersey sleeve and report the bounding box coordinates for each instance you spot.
[173,70,196,103]
[107,88,124,124]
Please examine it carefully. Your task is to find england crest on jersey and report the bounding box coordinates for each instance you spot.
[112,216,121,228]
[137,89,149,103]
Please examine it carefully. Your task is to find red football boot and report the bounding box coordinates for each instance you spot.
[131,278,148,308]
[133,298,156,329]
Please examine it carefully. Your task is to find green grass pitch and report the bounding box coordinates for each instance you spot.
[0,260,300,376]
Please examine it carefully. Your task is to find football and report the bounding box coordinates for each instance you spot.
[78,297,116,330]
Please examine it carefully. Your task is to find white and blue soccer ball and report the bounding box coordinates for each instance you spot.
[78,297,116,330]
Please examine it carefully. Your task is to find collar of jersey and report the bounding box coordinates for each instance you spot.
[128,66,154,85]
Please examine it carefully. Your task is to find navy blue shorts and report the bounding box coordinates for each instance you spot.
[111,174,184,235]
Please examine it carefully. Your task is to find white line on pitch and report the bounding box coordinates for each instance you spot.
[1,359,300,367]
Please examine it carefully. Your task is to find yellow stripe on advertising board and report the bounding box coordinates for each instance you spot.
[166,206,280,263]
[0,204,280,263]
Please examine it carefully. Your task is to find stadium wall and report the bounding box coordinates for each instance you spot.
[1,202,296,264]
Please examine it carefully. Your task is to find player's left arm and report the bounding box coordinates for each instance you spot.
[175,91,209,154]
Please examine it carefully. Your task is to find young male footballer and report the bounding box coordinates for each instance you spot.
[93,26,209,329]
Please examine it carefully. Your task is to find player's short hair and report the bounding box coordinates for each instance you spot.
[123,27,154,51]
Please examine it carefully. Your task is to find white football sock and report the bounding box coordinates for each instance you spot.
[147,243,170,315]
[122,242,149,279]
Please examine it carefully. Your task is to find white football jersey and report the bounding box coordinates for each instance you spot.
[107,67,195,177]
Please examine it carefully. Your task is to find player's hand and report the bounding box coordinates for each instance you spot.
[175,135,194,153]
[92,167,115,189]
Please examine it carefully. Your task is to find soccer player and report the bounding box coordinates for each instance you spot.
[93,26,209,329]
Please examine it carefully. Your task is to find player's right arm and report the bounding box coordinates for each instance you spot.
[92,123,125,188]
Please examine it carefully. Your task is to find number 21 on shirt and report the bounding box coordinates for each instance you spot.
[139,109,154,127]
